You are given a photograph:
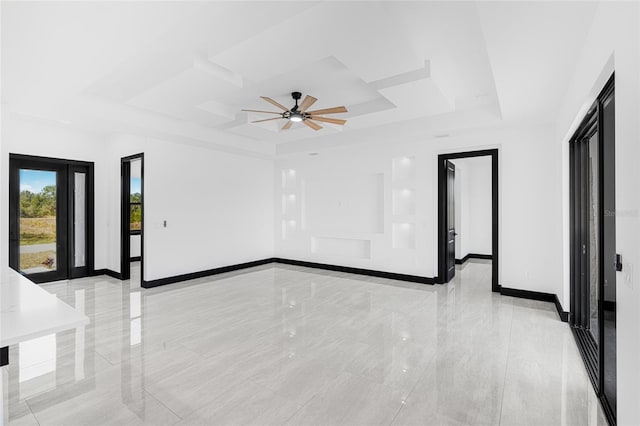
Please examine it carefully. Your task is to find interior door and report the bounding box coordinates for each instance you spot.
[445,160,456,282]
[9,159,68,283]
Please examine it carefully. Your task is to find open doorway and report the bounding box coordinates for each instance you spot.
[120,154,144,284]
[437,149,498,291]
[451,156,493,264]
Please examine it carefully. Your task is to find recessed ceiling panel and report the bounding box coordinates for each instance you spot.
[349,78,454,129]
[126,66,240,124]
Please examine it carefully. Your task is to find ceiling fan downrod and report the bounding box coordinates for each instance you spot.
[291,91,302,112]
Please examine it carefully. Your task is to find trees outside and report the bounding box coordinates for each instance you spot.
[19,185,57,269]
[131,192,142,230]
[20,185,56,218]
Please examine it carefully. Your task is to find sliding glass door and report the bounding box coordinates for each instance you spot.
[9,155,94,283]
[569,75,616,424]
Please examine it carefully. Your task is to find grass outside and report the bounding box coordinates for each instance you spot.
[20,217,56,245]
[20,250,56,270]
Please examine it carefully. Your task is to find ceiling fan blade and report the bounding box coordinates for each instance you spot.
[308,116,347,125]
[251,117,283,123]
[242,109,282,115]
[260,96,289,112]
[303,119,322,131]
[306,106,348,115]
[299,95,318,112]
[281,121,293,130]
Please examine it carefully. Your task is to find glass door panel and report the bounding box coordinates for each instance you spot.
[73,172,86,268]
[130,175,142,232]
[588,133,600,344]
[69,165,92,279]
[18,169,59,274]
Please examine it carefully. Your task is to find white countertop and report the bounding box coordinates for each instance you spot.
[1,268,89,348]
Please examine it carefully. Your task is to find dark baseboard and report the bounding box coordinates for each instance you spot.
[553,295,570,322]
[92,269,123,280]
[138,257,433,289]
[456,253,493,264]
[93,258,572,325]
[130,256,141,262]
[500,286,569,322]
[274,258,434,284]
[141,258,276,288]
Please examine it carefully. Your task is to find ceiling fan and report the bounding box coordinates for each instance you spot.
[242,91,348,131]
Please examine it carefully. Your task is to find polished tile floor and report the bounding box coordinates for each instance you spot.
[3,260,608,425]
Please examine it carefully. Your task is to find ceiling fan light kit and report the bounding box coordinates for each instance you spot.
[242,91,348,131]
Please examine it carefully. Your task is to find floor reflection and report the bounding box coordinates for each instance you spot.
[2,261,608,426]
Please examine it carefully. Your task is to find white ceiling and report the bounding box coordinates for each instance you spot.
[1,1,598,155]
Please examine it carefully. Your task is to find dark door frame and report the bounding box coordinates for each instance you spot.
[9,153,95,283]
[120,153,144,282]
[437,149,499,291]
[569,73,616,426]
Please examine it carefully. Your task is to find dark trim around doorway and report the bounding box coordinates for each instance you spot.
[437,149,499,291]
[8,153,95,283]
[0,346,8,367]
[120,153,144,282]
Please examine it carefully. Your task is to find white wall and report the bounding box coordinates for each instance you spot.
[130,235,141,258]
[0,112,110,270]
[467,159,492,255]
[276,123,562,296]
[557,2,640,424]
[452,157,492,258]
[0,112,275,283]
[106,134,274,281]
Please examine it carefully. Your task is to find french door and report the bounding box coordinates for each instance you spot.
[569,75,616,424]
[9,155,94,283]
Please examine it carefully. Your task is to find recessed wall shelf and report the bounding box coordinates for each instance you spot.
[282,169,297,189]
[392,157,415,182]
[281,219,297,241]
[392,222,416,249]
[392,188,416,215]
[391,157,417,250]
[282,193,296,215]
